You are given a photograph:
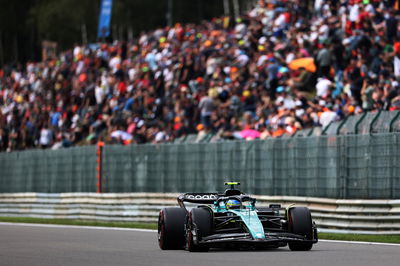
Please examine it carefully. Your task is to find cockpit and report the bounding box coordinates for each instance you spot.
[216,194,256,211]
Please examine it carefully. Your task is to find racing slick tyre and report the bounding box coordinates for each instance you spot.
[158,207,187,250]
[288,207,313,251]
[186,207,212,252]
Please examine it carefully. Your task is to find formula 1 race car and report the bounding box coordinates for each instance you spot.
[158,182,318,252]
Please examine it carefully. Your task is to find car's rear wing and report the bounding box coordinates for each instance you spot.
[177,193,219,209]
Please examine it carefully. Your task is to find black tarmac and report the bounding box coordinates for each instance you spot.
[0,223,399,266]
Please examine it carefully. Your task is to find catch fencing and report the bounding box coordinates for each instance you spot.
[0,146,96,193]
[101,133,400,199]
[0,112,399,199]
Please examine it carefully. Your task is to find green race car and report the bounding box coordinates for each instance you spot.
[158,182,318,252]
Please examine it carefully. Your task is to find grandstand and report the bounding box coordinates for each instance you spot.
[1,0,400,152]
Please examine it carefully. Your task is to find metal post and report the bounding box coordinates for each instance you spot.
[307,127,315,136]
[167,0,173,27]
[321,121,333,135]
[245,0,252,12]
[127,8,133,42]
[119,25,124,41]
[81,24,88,45]
[336,117,348,135]
[336,135,348,199]
[389,111,400,132]
[390,133,399,198]
[341,136,348,199]
[354,112,367,135]
[128,26,134,42]
[197,0,203,22]
[0,31,3,66]
[112,24,117,41]
[223,0,230,16]
[369,110,382,135]
[271,139,276,196]
[97,141,104,193]
[13,35,18,62]
[232,0,240,18]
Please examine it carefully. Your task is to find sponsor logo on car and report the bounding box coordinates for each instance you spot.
[185,194,218,200]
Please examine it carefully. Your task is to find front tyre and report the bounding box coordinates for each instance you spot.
[288,207,314,251]
[186,208,212,252]
[158,207,186,250]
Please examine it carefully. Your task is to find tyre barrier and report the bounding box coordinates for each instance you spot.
[0,193,399,234]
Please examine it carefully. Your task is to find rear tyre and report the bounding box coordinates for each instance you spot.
[186,207,212,252]
[288,207,313,251]
[158,207,186,250]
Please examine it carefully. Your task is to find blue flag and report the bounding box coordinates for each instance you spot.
[97,0,113,38]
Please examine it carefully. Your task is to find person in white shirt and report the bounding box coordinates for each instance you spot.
[39,126,53,148]
[349,4,360,22]
[316,77,333,98]
[320,106,339,128]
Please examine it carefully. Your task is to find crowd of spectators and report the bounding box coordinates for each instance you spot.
[1,0,400,152]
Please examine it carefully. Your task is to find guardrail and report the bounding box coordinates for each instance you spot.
[1,193,399,234]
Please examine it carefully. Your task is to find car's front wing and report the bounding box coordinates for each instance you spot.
[199,232,318,247]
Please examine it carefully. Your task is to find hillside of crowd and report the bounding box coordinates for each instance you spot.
[1,0,400,151]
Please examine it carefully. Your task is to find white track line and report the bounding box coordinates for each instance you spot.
[1,222,400,247]
[318,239,400,247]
[0,222,156,232]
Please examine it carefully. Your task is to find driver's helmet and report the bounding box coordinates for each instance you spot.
[226,199,241,209]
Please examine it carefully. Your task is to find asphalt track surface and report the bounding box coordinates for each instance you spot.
[1,223,399,266]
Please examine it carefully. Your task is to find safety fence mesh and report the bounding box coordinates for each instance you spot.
[1,133,399,199]
[0,146,96,193]
[317,110,400,136]
[101,133,400,199]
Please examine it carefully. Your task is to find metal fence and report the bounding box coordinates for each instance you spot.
[0,146,96,193]
[324,110,400,136]
[296,110,400,137]
[0,114,400,199]
[101,133,400,198]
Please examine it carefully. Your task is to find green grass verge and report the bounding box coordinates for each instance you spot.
[318,233,400,244]
[1,217,399,244]
[0,216,157,230]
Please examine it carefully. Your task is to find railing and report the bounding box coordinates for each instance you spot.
[1,193,400,234]
[315,110,400,137]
